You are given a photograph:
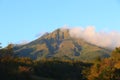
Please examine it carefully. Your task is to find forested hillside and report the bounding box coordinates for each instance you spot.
[0,44,120,80]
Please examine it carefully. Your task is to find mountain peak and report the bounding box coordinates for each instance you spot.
[14,28,111,61]
[44,28,70,40]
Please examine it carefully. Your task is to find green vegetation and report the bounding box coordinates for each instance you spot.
[14,29,111,61]
[88,47,120,80]
[0,44,92,80]
[0,43,120,80]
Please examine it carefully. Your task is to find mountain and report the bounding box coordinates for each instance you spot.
[14,29,111,61]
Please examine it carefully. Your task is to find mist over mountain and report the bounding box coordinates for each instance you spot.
[67,26,120,49]
[13,28,112,61]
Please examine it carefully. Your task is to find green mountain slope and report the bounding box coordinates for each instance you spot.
[14,29,111,61]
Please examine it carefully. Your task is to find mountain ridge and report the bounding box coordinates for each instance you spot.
[14,28,111,61]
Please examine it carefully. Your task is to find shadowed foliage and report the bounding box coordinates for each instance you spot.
[0,43,120,80]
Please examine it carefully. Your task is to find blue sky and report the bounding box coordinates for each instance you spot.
[0,0,120,47]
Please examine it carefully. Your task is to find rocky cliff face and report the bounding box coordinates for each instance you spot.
[14,29,111,61]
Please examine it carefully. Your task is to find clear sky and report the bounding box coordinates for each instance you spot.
[0,0,120,47]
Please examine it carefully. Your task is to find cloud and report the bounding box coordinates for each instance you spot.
[35,32,44,38]
[69,26,120,49]
[18,40,30,45]
[35,32,49,38]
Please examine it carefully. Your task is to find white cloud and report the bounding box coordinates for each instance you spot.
[69,26,120,49]
[18,40,29,45]
[35,32,49,38]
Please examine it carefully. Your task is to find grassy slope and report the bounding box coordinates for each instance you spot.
[14,29,111,61]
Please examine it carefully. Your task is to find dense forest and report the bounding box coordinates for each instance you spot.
[0,43,120,80]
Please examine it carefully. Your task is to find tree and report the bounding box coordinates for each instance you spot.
[6,44,14,56]
[0,43,14,58]
[111,47,120,60]
[0,43,1,48]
